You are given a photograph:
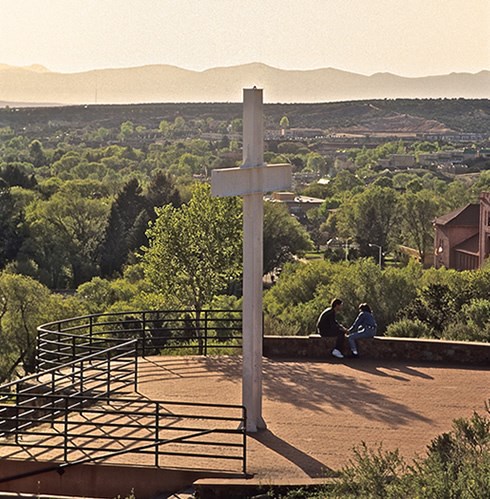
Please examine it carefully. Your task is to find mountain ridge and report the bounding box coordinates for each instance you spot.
[0,63,488,105]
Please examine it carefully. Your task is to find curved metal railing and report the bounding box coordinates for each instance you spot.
[37,309,242,370]
[0,309,246,478]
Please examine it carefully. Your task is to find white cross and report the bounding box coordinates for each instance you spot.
[211,88,292,432]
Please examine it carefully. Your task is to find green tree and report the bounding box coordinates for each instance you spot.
[336,186,400,259]
[333,410,490,498]
[0,163,37,189]
[279,116,290,129]
[28,187,109,287]
[100,179,147,277]
[230,118,243,133]
[118,121,135,141]
[305,152,326,174]
[330,170,363,196]
[263,202,313,274]
[399,190,440,263]
[28,139,46,167]
[0,180,25,269]
[145,170,181,221]
[0,272,82,382]
[171,116,187,137]
[142,182,242,316]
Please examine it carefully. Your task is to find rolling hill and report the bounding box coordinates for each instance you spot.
[0,63,489,105]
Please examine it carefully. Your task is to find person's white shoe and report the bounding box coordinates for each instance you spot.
[331,349,344,359]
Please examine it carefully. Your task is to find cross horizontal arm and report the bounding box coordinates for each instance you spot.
[211,163,292,198]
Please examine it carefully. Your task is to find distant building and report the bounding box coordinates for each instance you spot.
[292,171,321,188]
[418,149,478,167]
[434,192,490,270]
[266,191,324,220]
[266,128,325,140]
[377,154,416,170]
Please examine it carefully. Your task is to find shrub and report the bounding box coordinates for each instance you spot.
[385,318,433,338]
[263,315,301,336]
[443,321,489,343]
[332,442,406,498]
[332,410,490,499]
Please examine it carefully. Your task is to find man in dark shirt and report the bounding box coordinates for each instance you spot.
[316,298,348,359]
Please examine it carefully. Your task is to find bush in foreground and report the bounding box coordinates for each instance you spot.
[268,408,490,498]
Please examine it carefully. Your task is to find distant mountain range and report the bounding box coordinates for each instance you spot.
[0,63,489,106]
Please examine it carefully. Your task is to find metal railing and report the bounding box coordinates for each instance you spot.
[37,309,242,370]
[0,393,246,473]
[0,339,138,434]
[0,308,246,478]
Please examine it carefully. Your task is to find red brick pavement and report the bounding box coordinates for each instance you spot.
[137,355,490,481]
[0,355,488,486]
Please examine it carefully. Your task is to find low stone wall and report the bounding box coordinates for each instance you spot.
[263,335,490,365]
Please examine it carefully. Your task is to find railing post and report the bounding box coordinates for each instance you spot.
[36,331,40,373]
[63,397,69,461]
[80,360,84,395]
[107,350,111,400]
[57,321,62,366]
[155,402,160,467]
[142,312,146,358]
[14,392,19,445]
[51,381,56,428]
[71,336,76,381]
[204,310,208,356]
[141,316,146,358]
[89,316,93,354]
[134,344,138,392]
[242,405,247,474]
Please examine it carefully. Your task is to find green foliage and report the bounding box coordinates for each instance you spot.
[99,178,147,277]
[264,259,420,335]
[332,411,490,499]
[333,443,406,498]
[394,267,490,341]
[142,183,242,311]
[335,185,399,257]
[118,121,135,141]
[0,162,37,189]
[399,412,490,498]
[352,141,405,168]
[386,318,433,338]
[263,202,313,274]
[26,184,110,287]
[0,99,489,348]
[279,115,290,129]
[399,190,440,261]
[461,298,490,331]
[399,283,455,337]
[305,152,326,174]
[0,181,25,268]
[0,272,83,382]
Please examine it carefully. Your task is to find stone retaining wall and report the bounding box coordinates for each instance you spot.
[263,335,490,365]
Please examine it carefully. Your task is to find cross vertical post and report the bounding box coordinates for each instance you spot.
[242,89,266,431]
[211,88,291,432]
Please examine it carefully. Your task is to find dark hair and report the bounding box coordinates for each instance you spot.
[331,298,343,308]
[359,303,371,313]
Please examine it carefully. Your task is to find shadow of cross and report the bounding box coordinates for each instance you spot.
[211,88,291,432]
[250,429,337,478]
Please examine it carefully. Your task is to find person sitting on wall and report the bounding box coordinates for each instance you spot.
[316,298,348,359]
[346,302,377,358]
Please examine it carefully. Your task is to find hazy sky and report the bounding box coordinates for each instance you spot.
[1,0,489,76]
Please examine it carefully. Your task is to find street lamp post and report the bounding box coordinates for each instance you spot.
[368,243,382,268]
